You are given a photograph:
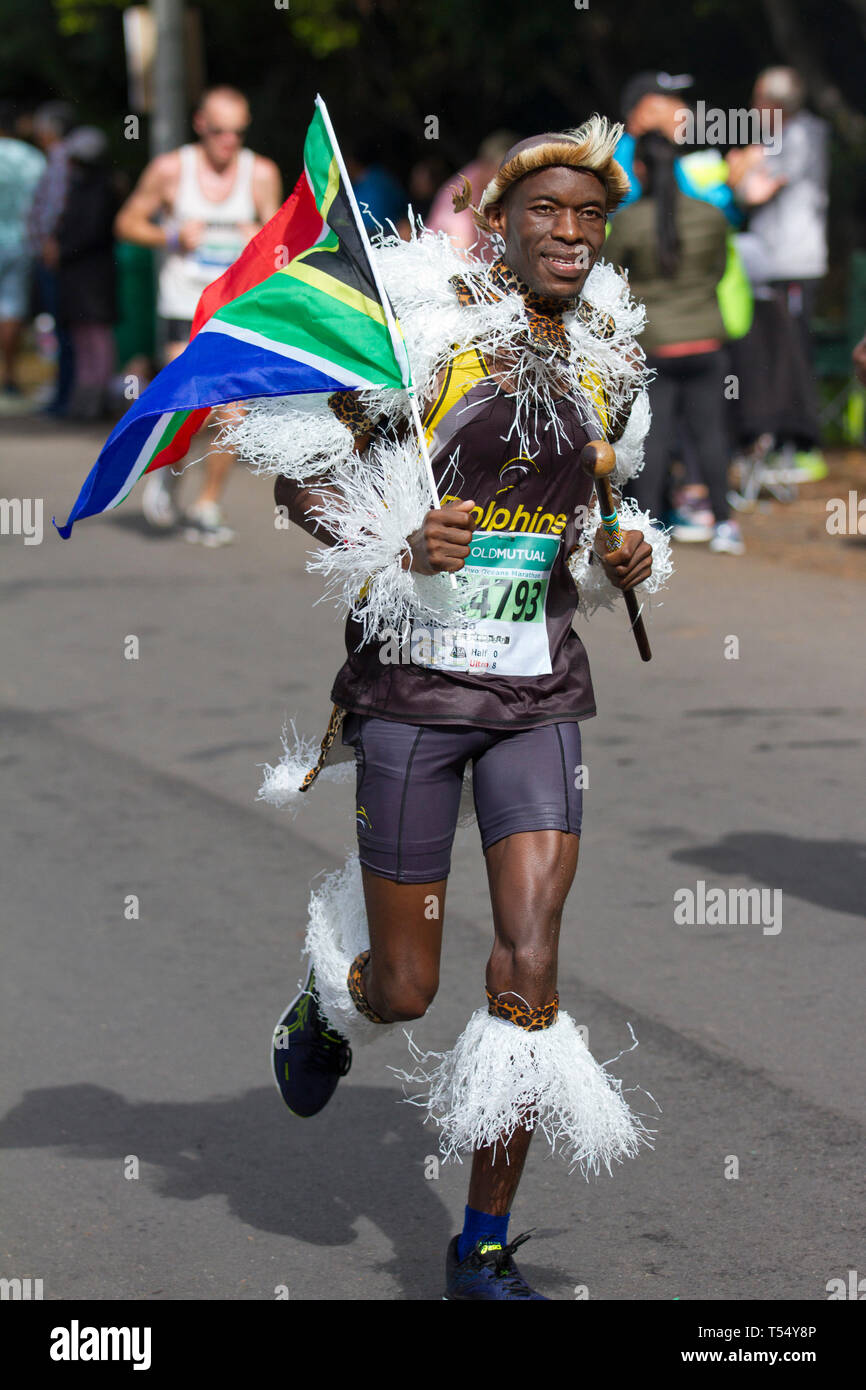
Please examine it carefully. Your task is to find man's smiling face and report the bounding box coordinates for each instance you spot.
[486,166,608,300]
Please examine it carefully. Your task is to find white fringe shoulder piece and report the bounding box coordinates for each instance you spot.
[359,231,650,460]
[220,226,669,633]
[220,228,649,481]
[214,391,355,483]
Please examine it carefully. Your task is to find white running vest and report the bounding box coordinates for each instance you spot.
[158,144,256,320]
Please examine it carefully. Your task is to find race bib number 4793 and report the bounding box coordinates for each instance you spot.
[412,529,560,677]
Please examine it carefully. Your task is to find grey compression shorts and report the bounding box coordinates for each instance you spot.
[341,713,584,883]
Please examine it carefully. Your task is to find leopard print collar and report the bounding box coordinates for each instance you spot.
[450,256,614,360]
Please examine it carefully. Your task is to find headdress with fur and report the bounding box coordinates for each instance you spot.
[453,113,630,231]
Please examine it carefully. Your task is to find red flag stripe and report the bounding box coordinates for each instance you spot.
[190,172,322,338]
[144,406,211,474]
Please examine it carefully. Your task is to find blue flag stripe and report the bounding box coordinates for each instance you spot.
[54,332,365,538]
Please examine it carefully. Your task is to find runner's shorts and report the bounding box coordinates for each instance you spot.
[341,713,583,883]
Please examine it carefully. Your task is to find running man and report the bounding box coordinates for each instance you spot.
[254,117,667,1299]
[114,85,281,543]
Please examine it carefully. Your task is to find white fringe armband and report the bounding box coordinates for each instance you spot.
[568,497,673,617]
[612,387,650,484]
[304,436,479,646]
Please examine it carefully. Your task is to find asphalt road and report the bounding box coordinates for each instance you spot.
[1,417,864,1301]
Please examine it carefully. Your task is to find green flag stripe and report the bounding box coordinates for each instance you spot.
[208,99,407,394]
[303,118,378,294]
[304,108,340,213]
[279,260,388,326]
[214,275,404,386]
[148,410,187,467]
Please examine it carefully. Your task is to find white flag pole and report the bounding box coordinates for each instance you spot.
[314,95,443,512]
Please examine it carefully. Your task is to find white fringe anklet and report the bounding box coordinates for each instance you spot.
[391,1007,658,1175]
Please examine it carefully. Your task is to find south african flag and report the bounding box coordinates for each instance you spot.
[55,96,410,538]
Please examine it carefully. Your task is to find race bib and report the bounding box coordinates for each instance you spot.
[412,530,560,677]
[192,222,248,275]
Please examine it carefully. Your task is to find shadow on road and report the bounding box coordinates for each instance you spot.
[0,1082,456,1298]
[670,833,866,919]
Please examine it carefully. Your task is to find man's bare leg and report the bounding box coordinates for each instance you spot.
[356,868,447,1023]
[352,833,578,1212]
[148,341,236,529]
[468,829,580,1215]
[194,403,241,507]
[195,432,236,505]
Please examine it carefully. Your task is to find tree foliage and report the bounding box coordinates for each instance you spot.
[0,0,862,262]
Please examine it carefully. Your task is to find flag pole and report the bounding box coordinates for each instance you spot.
[314,96,443,513]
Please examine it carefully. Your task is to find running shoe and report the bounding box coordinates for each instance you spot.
[709,519,745,555]
[443,1231,549,1300]
[673,489,715,530]
[271,965,352,1117]
[791,450,829,482]
[666,508,714,543]
[184,499,236,547]
[142,473,179,529]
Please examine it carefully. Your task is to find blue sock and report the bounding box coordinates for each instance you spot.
[457,1205,510,1262]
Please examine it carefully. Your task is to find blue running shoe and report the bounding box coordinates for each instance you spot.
[443,1231,549,1300]
[271,966,352,1117]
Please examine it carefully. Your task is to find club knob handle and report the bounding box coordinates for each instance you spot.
[580,439,617,479]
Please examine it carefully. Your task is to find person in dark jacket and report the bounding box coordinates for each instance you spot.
[604,131,744,554]
[56,127,118,420]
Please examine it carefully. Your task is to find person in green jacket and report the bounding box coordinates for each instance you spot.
[604,131,744,554]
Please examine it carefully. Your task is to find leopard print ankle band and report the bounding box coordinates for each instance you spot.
[486,988,559,1031]
[347,949,389,1024]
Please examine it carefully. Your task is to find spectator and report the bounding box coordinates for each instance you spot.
[345,140,410,238]
[613,73,752,533]
[113,84,282,543]
[604,131,744,555]
[426,130,518,257]
[28,99,77,414]
[0,100,45,395]
[56,127,118,421]
[726,67,829,476]
[615,72,738,221]
[407,155,450,222]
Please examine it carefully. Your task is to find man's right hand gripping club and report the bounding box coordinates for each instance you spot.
[401,498,477,575]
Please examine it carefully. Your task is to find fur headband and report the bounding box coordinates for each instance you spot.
[453,113,630,231]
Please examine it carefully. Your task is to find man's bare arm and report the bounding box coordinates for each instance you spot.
[274,371,473,576]
[114,153,179,248]
[274,463,474,575]
[274,474,343,547]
